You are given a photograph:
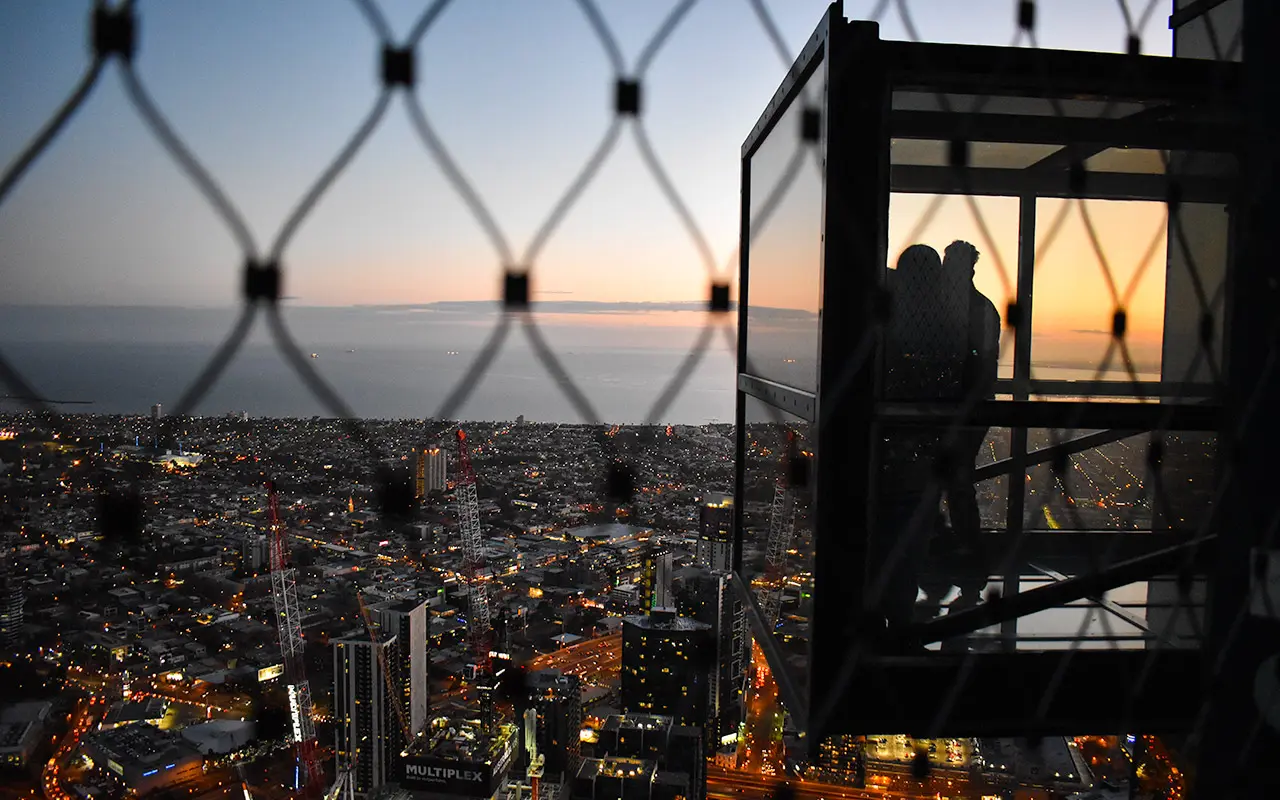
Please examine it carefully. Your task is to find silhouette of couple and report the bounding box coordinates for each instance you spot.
[874,240,1000,635]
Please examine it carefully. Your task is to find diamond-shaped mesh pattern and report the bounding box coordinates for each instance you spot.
[0,1,1270,798]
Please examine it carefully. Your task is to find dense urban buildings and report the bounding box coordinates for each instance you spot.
[0,412,1205,797]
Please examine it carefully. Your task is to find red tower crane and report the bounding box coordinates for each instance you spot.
[454,429,501,734]
[266,481,325,798]
[454,429,492,674]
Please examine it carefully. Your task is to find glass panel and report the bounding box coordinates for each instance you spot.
[1031,198,1167,385]
[739,392,812,699]
[1084,147,1237,177]
[745,58,826,392]
[1023,430,1155,532]
[1151,430,1218,536]
[891,138,1062,169]
[1174,0,1243,62]
[1164,197,1229,391]
[887,193,1019,383]
[1082,147,1170,174]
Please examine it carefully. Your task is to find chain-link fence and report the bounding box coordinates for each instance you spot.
[1,1,1272,798]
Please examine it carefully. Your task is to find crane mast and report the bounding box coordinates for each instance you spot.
[758,481,796,630]
[267,481,324,798]
[455,429,492,674]
[524,707,544,800]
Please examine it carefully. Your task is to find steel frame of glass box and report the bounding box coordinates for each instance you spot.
[732,0,1248,755]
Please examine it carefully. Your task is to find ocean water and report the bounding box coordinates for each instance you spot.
[0,305,738,423]
[0,304,1161,423]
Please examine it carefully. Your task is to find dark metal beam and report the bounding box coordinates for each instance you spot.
[737,373,816,421]
[876,399,1220,431]
[880,38,1240,104]
[910,535,1216,644]
[890,164,1234,203]
[993,378,1221,399]
[830,649,1204,737]
[973,427,1143,482]
[891,110,1241,153]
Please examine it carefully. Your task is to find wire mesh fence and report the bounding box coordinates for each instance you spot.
[0,0,1271,797]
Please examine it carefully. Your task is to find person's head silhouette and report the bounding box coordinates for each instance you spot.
[896,243,942,277]
[944,240,980,281]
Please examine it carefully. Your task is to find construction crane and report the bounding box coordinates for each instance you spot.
[266,481,325,798]
[455,429,493,672]
[455,428,497,732]
[524,707,544,800]
[758,430,803,629]
[758,480,797,630]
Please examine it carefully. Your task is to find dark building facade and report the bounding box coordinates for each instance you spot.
[672,568,744,746]
[620,610,712,730]
[528,668,583,779]
[333,631,402,797]
[377,598,429,738]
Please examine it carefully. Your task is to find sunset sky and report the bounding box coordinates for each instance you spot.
[2,0,1175,348]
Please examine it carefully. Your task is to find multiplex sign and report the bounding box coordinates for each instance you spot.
[401,758,495,795]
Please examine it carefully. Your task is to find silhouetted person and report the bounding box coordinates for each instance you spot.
[875,245,967,632]
[942,240,1000,607]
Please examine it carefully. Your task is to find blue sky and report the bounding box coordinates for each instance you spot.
[1,0,1172,307]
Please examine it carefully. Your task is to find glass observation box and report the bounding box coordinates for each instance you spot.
[733,1,1242,755]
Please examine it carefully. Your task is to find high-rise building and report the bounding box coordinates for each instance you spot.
[673,568,745,746]
[696,493,734,573]
[620,610,712,730]
[639,544,673,613]
[149,403,163,449]
[376,599,429,738]
[415,446,448,498]
[334,631,402,798]
[240,534,270,574]
[0,576,23,651]
[528,669,583,778]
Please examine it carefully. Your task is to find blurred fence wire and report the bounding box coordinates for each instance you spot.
[0,0,1271,797]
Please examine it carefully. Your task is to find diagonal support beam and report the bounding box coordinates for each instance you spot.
[973,427,1141,482]
[910,535,1216,645]
[1028,561,1154,633]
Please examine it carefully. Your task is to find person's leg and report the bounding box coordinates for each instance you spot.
[875,490,939,629]
[947,426,990,598]
[947,426,988,544]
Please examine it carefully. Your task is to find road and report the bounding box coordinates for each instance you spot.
[42,696,104,800]
[706,763,970,800]
[530,632,621,687]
